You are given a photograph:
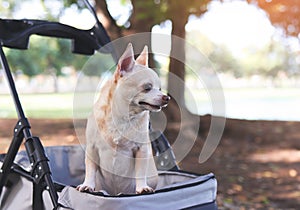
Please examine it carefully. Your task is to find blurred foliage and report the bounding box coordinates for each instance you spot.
[118,0,212,32]
[1,0,300,81]
[209,45,242,77]
[0,0,17,18]
[83,53,115,76]
[186,30,300,78]
[0,0,89,78]
[5,36,88,77]
[185,31,241,78]
[241,40,285,77]
[186,31,242,77]
[248,0,300,37]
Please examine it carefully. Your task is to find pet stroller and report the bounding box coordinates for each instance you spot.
[0,1,218,209]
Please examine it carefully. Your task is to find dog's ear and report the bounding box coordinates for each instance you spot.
[136,45,148,67]
[117,43,135,76]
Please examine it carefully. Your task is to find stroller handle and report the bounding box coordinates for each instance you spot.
[0,0,116,58]
[0,18,112,55]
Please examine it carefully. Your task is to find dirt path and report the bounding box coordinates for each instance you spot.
[0,116,299,209]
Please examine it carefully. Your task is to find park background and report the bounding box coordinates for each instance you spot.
[0,0,299,209]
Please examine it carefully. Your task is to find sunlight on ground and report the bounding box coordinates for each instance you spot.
[250,149,300,163]
[249,149,300,204]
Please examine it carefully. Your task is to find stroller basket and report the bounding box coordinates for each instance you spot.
[1,146,217,210]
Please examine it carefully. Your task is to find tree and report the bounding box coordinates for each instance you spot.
[94,0,123,41]
[3,0,216,109]
[94,0,215,122]
[162,0,212,122]
[95,0,165,65]
[98,0,220,122]
[209,44,242,78]
[241,41,286,77]
[1,1,89,92]
[247,0,300,77]
[247,0,300,36]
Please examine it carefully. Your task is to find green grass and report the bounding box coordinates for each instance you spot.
[186,87,300,101]
[185,87,300,120]
[0,87,299,119]
[0,93,74,118]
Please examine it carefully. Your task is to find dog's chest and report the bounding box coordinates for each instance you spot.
[99,110,147,142]
[106,121,145,151]
[115,138,140,151]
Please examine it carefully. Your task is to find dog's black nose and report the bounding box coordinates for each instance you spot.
[162,95,171,103]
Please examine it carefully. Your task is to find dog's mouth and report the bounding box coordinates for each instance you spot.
[138,101,162,111]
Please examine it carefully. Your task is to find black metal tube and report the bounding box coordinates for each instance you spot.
[0,134,24,195]
[0,46,25,119]
[44,173,59,206]
[0,45,58,208]
[25,137,59,208]
[0,46,31,139]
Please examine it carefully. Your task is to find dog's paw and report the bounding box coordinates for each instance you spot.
[136,186,155,194]
[76,184,95,192]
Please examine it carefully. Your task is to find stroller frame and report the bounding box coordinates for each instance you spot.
[0,26,58,210]
[0,0,112,209]
[0,1,179,209]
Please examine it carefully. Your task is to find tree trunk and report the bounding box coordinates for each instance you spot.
[165,14,188,123]
[95,0,155,66]
[94,0,125,59]
[49,69,59,93]
[94,0,123,41]
[128,0,156,68]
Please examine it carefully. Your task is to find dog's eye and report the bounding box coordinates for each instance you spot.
[143,83,152,92]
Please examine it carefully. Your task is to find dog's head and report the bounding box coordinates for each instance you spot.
[114,43,170,113]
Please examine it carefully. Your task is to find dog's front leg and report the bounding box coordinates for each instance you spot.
[135,143,154,194]
[76,149,97,192]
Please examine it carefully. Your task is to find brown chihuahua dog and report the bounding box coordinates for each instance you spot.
[77,43,170,195]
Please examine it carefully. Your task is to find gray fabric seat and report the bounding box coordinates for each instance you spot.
[1,145,217,210]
